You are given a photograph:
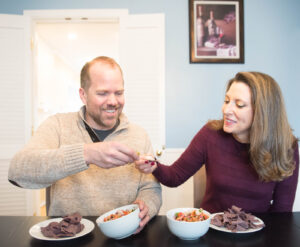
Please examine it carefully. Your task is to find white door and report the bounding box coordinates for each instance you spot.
[119,13,165,155]
[0,14,34,215]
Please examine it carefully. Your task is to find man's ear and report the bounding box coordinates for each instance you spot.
[79,88,87,105]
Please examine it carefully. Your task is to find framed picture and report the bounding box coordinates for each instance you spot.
[189,0,244,63]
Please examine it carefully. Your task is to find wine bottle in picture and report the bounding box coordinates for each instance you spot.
[207,10,217,37]
[196,5,205,47]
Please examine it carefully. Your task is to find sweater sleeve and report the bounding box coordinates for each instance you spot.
[270,143,299,212]
[153,126,209,187]
[135,131,162,218]
[8,115,88,189]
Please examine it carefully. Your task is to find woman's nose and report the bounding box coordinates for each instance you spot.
[223,102,233,114]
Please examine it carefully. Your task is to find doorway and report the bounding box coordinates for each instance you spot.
[25,9,165,215]
[33,20,121,215]
[33,20,120,128]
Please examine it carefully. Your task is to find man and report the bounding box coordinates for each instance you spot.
[8,56,162,233]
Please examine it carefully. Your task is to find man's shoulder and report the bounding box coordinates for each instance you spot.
[43,112,80,127]
[52,111,79,121]
[126,122,148,136]
[119,114,148,135]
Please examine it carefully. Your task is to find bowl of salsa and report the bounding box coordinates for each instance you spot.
[96,204,140,239]
[166,208,211,240]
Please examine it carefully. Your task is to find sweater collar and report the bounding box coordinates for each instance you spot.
[78,106,129,133]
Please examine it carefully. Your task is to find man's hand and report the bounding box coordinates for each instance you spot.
[133,199,150,234]
[84,142,139,168]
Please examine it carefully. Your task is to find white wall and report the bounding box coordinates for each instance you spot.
[158,149,193,215]
[35,35,81,128]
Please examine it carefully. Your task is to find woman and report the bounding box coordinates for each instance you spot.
[136,72,299,213]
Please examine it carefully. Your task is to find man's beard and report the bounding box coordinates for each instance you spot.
[90,107,120,130]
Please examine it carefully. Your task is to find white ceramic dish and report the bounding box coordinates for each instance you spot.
[166,208,211,240]
[210,212,264,233]
[29,218,94,241]
[96,204,140,239]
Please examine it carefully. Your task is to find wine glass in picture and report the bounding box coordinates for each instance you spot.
[216,26,224,44]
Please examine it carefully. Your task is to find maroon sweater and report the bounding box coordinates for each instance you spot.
[154,124,299,213]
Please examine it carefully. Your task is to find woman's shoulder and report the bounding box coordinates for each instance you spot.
[198,121,224,136]
[191,121,240,153]
[292,139,299,162]
[192,122,227,144]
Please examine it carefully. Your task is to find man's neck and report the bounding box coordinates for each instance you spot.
[92,119,120,141]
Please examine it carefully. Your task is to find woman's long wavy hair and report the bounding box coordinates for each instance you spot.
[209,72,297,182]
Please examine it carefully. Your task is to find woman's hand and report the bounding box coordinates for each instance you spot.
[135,154,158,174]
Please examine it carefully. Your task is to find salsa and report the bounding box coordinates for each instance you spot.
[103,209,135,222]
[174,209,209,222]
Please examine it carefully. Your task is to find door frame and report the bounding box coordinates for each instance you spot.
[24,9,166,215]
[24,9,130,215]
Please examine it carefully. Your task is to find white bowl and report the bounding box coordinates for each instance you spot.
[96,204,140,239]
[166,208,211,240]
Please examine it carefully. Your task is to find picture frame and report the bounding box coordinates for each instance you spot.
[189,0,244,63]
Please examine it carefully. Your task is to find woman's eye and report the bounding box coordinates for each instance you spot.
[224,99,230,104]
[237,103,245,108]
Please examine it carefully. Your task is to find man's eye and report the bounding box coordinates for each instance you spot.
[97,92,106,96]
[116,91,123,96]
[224,99,230,104]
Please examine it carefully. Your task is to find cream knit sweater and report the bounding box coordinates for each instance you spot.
[8,107,162,217]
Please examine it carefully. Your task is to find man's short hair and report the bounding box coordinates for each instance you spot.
[80,56,123,90]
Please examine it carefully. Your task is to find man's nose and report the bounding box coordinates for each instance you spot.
[107,93,117,105]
